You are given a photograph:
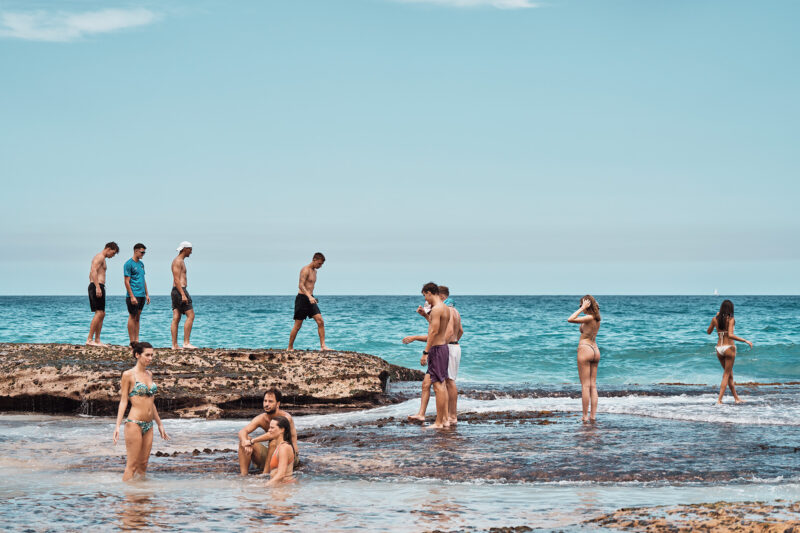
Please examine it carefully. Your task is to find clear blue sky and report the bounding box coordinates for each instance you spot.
[1,0,798,295]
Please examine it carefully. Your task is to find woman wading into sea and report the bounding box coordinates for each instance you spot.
[113,341,169,481]
[567,296,601,422]
[264,416,296,486]
[707,300,753,404]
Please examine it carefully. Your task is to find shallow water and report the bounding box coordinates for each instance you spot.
[2,296,799,530]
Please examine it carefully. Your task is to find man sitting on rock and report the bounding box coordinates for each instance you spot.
[237,388,299,475]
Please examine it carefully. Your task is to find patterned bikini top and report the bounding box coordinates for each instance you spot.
[128,371,158,397]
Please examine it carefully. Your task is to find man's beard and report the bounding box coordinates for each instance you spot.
[265,406,277,415]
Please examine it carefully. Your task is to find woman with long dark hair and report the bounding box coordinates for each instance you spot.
[113,342,169,480]
[264,415,296,486]
[567,295,602,422]
[707,300,753,404]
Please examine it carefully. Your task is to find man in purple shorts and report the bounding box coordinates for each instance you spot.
[419,282,451,429]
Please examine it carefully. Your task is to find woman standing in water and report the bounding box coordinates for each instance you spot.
[567,296,601,422]
[113,342,169,481]
[707,300,753,404]
[264,416,296,486]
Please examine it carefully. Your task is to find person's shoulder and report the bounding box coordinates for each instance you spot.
[278,409,294,421]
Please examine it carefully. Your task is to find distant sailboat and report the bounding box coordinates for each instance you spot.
[713,288,719,296]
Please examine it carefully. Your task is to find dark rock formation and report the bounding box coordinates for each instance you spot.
[0,343,423,418]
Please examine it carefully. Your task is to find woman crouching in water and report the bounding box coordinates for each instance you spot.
[113,342,169,481]
[265,416,296,487]
[707,300,753,404]
[567,296,602,422]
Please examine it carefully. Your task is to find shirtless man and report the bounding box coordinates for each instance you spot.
[404,285,463,425]
[237,388,299,475]
[171,241,196,350]
[86,242,119,346]
[414,282,450,429]
[288,252,331,351]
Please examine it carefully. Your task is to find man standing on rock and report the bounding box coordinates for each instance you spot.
[237,388,299,475]
[86,242,119,346]
[415,282,451,429]
[404,285,463,425]
[171,241,197,350]
[124,243,150,344]
[288,252,331,351]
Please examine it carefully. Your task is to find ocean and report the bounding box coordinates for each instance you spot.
[1,295,799,531]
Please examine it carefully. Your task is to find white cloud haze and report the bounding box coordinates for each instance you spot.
[0,8,158,42]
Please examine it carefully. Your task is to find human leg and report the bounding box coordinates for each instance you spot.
[425,381,449,429]
[717,355,735,404]
[589,360,599,420]
[725,350,742,403]
[288,320,303,350]
[408,373,431,422]
[171,309,181,349]
[183,309,195,347]
[122,422,144,481]
[88,310,105,344]
[445,379,458,423]
[238,441,255,475]
[577,346,594,422]
[312,314,330,351]
[134,425,154,478]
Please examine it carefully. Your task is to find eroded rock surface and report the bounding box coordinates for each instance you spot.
[0,343,423,417]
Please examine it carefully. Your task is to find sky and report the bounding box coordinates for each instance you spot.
[1,0,798,295]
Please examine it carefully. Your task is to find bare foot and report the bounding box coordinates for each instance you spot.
[85,340,98,346]
[95,341,110,347]
[582,416,589,422]
[407,414,425,423]
[423,423,445,430]
[716,400,723,405]
[735,399,745,404]
[448,418,457,425]
[182,344,198,349]
[287,347,295,352]
[172,345,180,350]
[320,345,333,351]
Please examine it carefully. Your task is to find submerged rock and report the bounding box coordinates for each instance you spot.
[0,343,423,418]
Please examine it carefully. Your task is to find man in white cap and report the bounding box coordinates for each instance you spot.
[171,241,196,349]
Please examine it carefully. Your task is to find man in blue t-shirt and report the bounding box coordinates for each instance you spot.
[124,243,150,343]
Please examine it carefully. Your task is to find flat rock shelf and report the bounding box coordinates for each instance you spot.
[0,343,423,418]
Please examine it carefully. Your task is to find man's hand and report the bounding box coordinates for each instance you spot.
[130,296,138,305]
[420,354,428,366]
[146,295,151,305]
[403,336,415,344]
[309,296,317,304]
[181,294,188,303]
[96,287,102,297]
[416,306,427,317]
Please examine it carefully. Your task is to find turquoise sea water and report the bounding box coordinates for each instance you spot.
[1,295,799,531]
[1,295,798,385]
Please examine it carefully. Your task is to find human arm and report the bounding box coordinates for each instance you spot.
[266,446,294,487]
[727,319,753,348]
[113,372,131,444]
[172,260,187,301]
[567,299,593,324]
[153,402,170,440]
[424,309,441,353]
[145,281,150,304]
[706,318,716,335]
[238,415,264,449]
[288,415,298,455]
[457,320,464,342]
[403,335,428,344]
[416,306,431,322]
[90,256,103,296]
[124,277,136,303]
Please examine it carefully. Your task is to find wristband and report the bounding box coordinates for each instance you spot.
[423,350,429,355]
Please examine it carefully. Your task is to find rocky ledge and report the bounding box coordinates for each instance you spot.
[0,343,423,418]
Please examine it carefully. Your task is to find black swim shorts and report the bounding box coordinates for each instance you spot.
[88,283,106,312]
[171,286,193,314]
[294,294,321,320]
[126,295,146,316]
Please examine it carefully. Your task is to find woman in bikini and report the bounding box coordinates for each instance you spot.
[567,295,601,422]
[707,300,753,404]
[264,416,296,486]
[113,341,170,481]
